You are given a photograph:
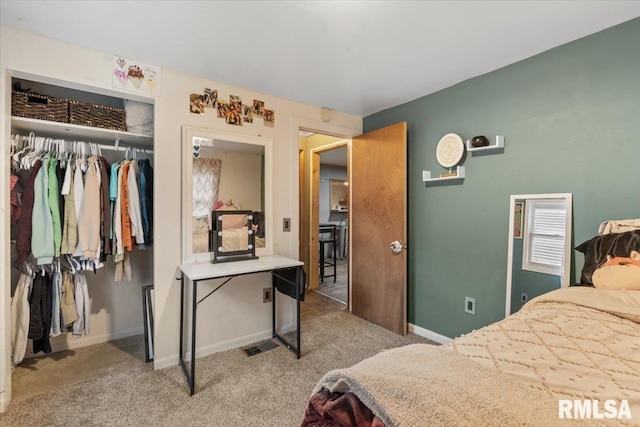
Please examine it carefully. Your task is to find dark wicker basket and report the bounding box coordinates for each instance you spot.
[69,100,126,131]
[11,91,69,123]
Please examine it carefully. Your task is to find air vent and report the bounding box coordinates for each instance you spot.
[242,339,279,357]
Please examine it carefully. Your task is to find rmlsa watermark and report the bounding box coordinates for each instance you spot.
[559,399,632,420]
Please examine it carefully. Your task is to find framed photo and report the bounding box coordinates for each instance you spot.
[513,201,524,239]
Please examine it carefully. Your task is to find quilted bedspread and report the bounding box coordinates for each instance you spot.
[304,287,640,426]
[449,287,640,424]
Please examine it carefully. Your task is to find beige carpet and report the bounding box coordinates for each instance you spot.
[1,311,431,427]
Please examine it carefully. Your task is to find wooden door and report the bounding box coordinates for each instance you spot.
[351,122,407,335]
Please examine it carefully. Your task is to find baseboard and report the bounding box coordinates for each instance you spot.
[23,327,144,359]
[153,323,294,370]
[408,323,452,344]
[0,391,6,413]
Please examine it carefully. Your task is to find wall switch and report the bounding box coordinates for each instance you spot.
[263,288,272,303]
[464,297,476,315]
[283,218,291,232]
[520,293,528,303]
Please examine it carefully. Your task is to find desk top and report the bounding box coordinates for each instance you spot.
[179,255,303,281]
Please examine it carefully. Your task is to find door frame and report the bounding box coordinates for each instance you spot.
[308,140,349,299]
[292,117,361,299]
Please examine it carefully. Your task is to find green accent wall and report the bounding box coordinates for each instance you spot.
[363,18,640,338]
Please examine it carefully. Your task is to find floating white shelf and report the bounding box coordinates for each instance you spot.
[11,116,153,147]
[423,166,465,182]
[466,135,504,152]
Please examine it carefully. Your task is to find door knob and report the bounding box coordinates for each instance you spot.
[390,240,407,254]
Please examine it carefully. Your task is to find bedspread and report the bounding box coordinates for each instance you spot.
[304,287,640,426]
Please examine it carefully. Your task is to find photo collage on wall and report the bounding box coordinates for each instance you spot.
[189,88,275,127]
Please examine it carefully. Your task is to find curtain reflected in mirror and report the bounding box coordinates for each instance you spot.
[190,137,265,255]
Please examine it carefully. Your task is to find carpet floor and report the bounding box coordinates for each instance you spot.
[1,310,431,427]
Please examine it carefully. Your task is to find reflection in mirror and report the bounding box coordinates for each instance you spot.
[211,210,258,263]
[182,127,272,263]
[506,193,572,316]
[330,179,348,212]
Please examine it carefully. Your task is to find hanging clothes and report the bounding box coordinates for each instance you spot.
[47,152,62,258]
[60,162,78,255]
[127,159,144,247]
[15,160,42,268]
[120,161,133,251]
[99,156,111,258]
[11,271,33,365]
[138,158,154,246]
[31,157,55,265]
[112,162,124,263]
[49,268,62,337]
[60,270,78,329]
[29,272,52,355]
[72,272,90,337]
[79,156,101,259]
[10,170,22,224]
[73,158,85,258]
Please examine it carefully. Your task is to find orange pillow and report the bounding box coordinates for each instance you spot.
[592,251,640,290]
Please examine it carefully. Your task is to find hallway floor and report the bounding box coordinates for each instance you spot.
[317,257,347,304]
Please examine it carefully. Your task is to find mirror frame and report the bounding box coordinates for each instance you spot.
[181,126,273,263]
[505,193,572,317]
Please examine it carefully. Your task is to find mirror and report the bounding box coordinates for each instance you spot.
[181,126,272,263]
[506,193,572,316]
[330,179,348,212]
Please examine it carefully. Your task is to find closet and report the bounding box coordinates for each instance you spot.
[8,77,155,368]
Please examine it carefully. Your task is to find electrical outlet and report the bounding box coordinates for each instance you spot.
[263,288,272,303]
[464,297,476,315]
[520,293,528,303]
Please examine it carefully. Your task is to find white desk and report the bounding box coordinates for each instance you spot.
[177,255,304,395]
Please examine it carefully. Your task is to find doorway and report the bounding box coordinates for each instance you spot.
[299,131,349,305]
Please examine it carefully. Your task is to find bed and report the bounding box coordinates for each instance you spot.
[302,228,640,426]
[192,212,265,254]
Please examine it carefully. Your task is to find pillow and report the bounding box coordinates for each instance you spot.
[192,217,209,234]
[216,205,248,229]
[575,230,640,285]
[592,251,640,290]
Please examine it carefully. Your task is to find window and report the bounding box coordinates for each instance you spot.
[522,199,567,276]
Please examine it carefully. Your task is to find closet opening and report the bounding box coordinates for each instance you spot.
[7,75,155,402]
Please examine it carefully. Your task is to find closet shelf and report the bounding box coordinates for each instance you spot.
[423,166,465,182]
[11,116,153,147]
[466,135,504,152]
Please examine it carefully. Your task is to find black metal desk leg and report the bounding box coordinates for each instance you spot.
[272,280,276,339]
[296,266,301,359]
[190,279,198,395]
[179,273,185,363]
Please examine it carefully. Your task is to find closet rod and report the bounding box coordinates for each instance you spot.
[11,132,154,154]
[98,144,154,154]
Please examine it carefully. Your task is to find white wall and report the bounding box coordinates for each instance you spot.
[0,25,362,409]
[205,149,262,211]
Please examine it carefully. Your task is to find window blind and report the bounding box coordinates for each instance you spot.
[523,201,566,275]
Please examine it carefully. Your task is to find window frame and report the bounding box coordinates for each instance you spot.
[521,199,567,276]
[505,193,572,317]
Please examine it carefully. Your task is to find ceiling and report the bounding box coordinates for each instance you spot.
[2,1,640,117]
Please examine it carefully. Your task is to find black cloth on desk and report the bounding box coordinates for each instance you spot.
[273,267,305,301]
